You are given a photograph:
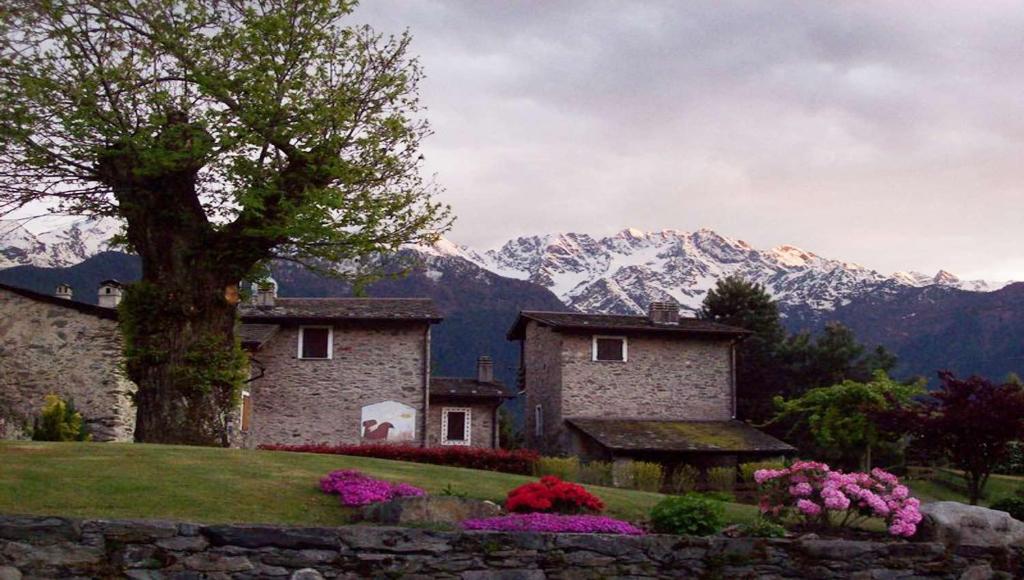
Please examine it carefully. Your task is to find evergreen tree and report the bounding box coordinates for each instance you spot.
[699,276,787,423]
[780,323,897,396]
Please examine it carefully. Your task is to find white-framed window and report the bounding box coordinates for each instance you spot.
[592,335,627,362]
[298,326,333,359]
[441,407,471,446]
[534,404,543,437]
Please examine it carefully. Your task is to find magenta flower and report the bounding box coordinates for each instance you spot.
[319,469,427,507]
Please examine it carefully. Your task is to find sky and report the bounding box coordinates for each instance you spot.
[347,0,1024,281]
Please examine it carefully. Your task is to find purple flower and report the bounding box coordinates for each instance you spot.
[319,469,427,507]
[463,514,644,535]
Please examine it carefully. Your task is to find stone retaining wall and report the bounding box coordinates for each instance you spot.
[0,515,1021,579]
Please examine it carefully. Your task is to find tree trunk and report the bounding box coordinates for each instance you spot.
[98,112,253,446]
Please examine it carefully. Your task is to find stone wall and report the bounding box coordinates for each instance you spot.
[248,322,429,447]
[426,399,498,449]
[0,515,1020,579]
[522,321,565,454]
[559,332,735,422]
[0,288,135,441]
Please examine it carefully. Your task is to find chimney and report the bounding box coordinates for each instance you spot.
[254,278,277,307]
[477,355,494,383]
[97,280,123,308]
[55,283,73,300]
[648,301,679,325]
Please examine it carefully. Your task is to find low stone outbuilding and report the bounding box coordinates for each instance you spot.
[428,356,514,449]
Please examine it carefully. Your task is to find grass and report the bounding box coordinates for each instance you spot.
[906,468,1022,506]
[0,441,759,527]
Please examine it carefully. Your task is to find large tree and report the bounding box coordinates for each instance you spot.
[699,275,787,423]
[0,1,450,445]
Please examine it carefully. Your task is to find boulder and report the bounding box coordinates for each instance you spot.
[918,501,1024,548]
[360,496,502,526]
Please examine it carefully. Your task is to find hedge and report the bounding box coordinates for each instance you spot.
[258,443,539,475]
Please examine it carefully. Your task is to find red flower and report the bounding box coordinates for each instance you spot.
[505,476,604,514]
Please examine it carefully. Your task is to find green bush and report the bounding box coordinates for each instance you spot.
[632,461,664,492]
[990,496,1024,522]
[706,466,736,492]
[736,518,787,538]
[31,394,90,442]
[612,460,664,491]
[535,456,580,481]
[578,461,613,486]
[649,494,725,536]
[739,460,786,485]
[668,465,700,494]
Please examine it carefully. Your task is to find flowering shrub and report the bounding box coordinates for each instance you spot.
[463,514,644,535]
[506,476,605,514]
[755,461,922,537]
[261,443,538,475]
[319,469,426,507]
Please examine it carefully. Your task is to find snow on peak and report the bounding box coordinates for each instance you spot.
[0,216,120,268]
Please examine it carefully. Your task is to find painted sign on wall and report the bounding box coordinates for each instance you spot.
[360,400,416,442]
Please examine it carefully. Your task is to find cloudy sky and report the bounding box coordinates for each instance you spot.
[351,1,1024,281]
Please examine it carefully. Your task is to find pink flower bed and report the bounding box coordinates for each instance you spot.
[463,514,644,535]
[755,461,922,537]
[319,469,426,507]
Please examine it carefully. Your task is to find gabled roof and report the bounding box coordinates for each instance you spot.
[507,310,750,340]
[430,377,514,400]
[0,282,116,320]
[239,297,442,324]
[567,418,795,454]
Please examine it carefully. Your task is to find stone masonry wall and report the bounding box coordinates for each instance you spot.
[248,322,428,447]
[0,515,1019,579]
[522,321,565,454]
[560,332,735,422]
[0,288,135,441]
[427,400,497,449]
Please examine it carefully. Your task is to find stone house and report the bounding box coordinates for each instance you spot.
[0,282,135,441]
[508,302,793,467]
[0,280,510,449]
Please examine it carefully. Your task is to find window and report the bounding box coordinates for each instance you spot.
[593,335,627,361]
[441,407,471,446]
[298,326,332,359]
[534,404,543,437]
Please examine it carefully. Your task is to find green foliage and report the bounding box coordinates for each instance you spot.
[780,323,898,397]
[649,494,726,536]
[535,456,580,481]
[996,441,1024,475]
[668,465,700,494]
[31,395,90,442]
[770,371,924,470]
[612,460,664,491]
[439,483,468,498]
[578,461,614,486]
[706,466,737,492]
[739,460,786,485]
[990,496,1024,521]
[736,518,787,538]
[497,407,524,450]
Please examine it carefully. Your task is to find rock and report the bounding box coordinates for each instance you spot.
[290,569,324,580]
[155,536,209,552]
[85,520,179,543]
[461,571,545,580]
[203,525,340,550]
[180,553,254,573]
[0,517,79,544]
[959,563,994,580]
[918,502,1024,548]
[360,496,502,526]
[0,566,21,580]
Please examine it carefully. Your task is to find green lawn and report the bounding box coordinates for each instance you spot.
[0,441,758,526]
[906,468,1022,506]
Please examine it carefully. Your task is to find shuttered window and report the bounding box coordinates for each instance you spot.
[299,327,331,359]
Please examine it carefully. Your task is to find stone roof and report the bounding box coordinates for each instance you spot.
[239,298,442,324]
[430,377,514,400]
[0,282,116,320]
[566,418,795,453]
[507,310,750,340]
[238,324,280,350]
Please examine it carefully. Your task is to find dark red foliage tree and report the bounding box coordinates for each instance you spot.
[899,372,1024,504]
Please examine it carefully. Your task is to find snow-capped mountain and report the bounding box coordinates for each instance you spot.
[0,217,120,269]
[450,228,1010,315]
[0,219,1009,316]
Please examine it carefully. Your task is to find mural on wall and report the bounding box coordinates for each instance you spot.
[361,400,416,442]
